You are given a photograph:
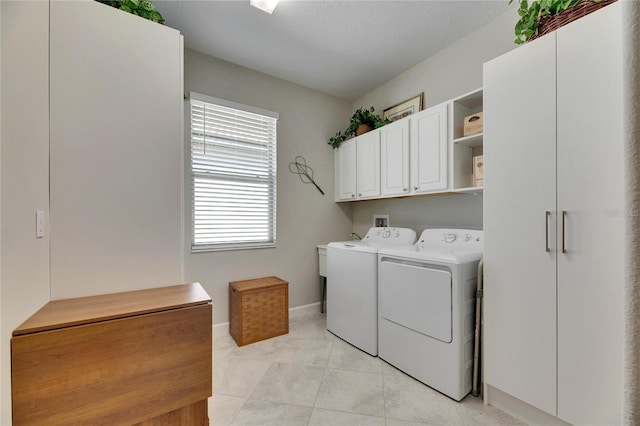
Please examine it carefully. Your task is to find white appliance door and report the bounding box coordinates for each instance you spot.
[380,260,452,343]
[327,246,378,355]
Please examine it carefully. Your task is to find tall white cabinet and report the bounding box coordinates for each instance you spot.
[49,1,184,299]
[483,4,623,425]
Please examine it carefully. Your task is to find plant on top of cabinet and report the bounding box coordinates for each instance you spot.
[328,107,391,149]
[97,0,165,24]
[509,0,614,44]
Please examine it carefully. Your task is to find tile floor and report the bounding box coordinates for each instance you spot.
[208,312,524,426]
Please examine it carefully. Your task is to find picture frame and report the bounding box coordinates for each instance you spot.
[383,93,424,122]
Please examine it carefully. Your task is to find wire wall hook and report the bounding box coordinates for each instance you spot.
[288,156,325,195]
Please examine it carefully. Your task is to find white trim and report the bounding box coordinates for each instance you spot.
[212,302,322,329]
[189,92,279,120]
[485,385,570,426]
[289,302,321,319]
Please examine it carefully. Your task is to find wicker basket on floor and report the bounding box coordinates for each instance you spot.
[229,276,289,346]
[529,0,616,42]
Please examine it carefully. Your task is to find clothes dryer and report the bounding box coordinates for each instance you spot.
[377,228,483,400]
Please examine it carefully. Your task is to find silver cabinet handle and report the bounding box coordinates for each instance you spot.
[545,211,550,252]
[414,186,418,190]
[351,194,355,198]
[562,210,567,254]
[403,188,408,192]
[358,193,362,196]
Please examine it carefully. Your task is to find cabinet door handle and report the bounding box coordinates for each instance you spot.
[545,211,550,253]
[403,188,408,192]
[351,194,355,198]
[413,186,418,190]
[358,193,362,197]
[562,210,567,254]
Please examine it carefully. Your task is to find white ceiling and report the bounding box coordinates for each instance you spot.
[157,0,509,100]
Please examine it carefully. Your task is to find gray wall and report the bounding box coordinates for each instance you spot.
[350,7,518,237]
[0,2,51,423]
[184,50,353,324]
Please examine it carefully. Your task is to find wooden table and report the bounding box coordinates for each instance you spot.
[11,283,212,426]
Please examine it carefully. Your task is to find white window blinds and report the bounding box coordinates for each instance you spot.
[190,93,278,251]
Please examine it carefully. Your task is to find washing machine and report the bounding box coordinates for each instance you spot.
[377,228,483,401]
[327,227,416,356]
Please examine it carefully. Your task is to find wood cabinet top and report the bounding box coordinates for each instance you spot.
[13,283,211,336]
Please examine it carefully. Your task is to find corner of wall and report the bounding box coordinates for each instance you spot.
[1,1,51,423]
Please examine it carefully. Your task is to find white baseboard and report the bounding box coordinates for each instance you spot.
[213,302,322,330]
[486,385,570,426]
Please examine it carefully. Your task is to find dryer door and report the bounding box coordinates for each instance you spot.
[380,259,452,343]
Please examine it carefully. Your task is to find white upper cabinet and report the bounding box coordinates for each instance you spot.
[335,138,357,201]
[380,119,410,197]
[410,103,448,194]
[333,99,452,202]
[356,130,381,199]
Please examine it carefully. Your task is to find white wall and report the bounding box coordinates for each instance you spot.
[347,7,518,235]
[184,50,353,324]
[0,2,51,423]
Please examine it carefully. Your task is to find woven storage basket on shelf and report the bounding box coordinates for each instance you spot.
[529,0,616,41]
[229,276,289,346]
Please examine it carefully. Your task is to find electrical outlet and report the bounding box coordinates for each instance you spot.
[36,211,44,238]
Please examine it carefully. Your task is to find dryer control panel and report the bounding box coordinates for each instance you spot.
[417,228,483,250]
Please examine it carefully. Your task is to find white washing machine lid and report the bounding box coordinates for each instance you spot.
[378,228,483,264]
[328,227,416,253]
[328,240,379,253]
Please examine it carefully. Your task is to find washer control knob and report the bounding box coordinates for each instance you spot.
[444,233,457,243]
[464,234,472,242]
[383,230,391,238]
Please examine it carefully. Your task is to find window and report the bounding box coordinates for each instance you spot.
[190,93,278,251]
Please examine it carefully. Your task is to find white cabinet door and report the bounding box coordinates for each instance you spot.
[410,103,448,193]
[483,34,558,416]
[556,4,623,424]
[335,139,357,201]
[356,131,380,199]
[380,120,409,197]
[49,1,183,299]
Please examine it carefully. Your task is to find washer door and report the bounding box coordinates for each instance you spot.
[380,259,452,343]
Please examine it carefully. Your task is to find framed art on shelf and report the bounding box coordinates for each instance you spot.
[383,93,424,122]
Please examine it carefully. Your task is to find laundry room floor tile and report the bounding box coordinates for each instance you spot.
[208,394,246,425]
[382,362,463,424]
[314,368,385,417]
[231,399,312,426]
[307,408,386,426]
[249,362,325,407]
[327,337,382,374]
[210,312,523,425]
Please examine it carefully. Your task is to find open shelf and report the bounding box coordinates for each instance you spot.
[453,133,483,148]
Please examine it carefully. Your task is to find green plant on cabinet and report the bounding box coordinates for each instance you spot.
[509,0,604,44]
[328,106,391,149]
[97,0,165,24]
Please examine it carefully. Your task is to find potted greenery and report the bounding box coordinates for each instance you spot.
[510,0,612,44]
[97,0,165,24]
[328,107,392,149]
